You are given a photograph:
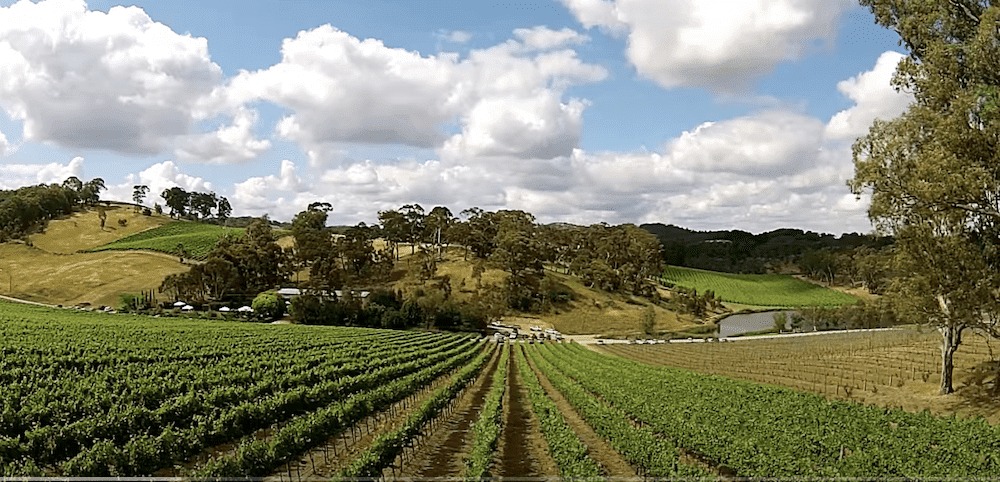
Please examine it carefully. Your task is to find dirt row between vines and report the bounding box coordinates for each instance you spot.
[518,344,640,478]
[494,344,560,479]
[153,343,494,478]
[271,344,498,481]
[390,343,504,479]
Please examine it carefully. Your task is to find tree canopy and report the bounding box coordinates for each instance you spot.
[849,0,1000,394]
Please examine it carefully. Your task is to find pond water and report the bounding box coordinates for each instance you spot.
[716,310,798,337]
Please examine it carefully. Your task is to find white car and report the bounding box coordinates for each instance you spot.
[509,333,517,340]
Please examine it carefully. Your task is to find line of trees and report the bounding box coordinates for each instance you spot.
[157,202,664,331]
[159,187,232,223]
[0,176,105,242]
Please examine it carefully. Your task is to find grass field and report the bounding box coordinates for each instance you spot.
[660,265,858,307]
[88,221,245,259]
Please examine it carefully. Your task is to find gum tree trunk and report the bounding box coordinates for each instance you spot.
[939,324,964,395]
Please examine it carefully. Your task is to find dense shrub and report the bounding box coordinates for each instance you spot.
[251,291,285,322]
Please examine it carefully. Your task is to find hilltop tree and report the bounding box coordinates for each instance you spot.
[570,223,662,296]
[849,0,1000,393]
[424,206,455,257]
[291,203,332,269]
[62,177,83,205]
[189,192,218,220]
[377,208,406,260]
[80,178,105,206]
[205,216,287,295]
[399,204,425,255]
[132,185,149,212]
[460,207,500,259]
[216,196,232,225]
[161,187,190,218]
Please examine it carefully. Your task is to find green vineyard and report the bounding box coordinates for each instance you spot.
[660,265,859,307]
[3,301,998,478]
[87,221,246,259]
[0,302,486,476]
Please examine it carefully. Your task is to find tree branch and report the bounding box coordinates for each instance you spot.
[950,0,982,25]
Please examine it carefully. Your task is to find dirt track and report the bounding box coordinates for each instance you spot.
[522,344,639,478]
[394,343,503,478]
[495,345,560,479]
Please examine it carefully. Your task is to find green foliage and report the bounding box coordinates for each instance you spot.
[798,248,838,282]
[851,1,1000,393]
[514,346,603,479]
[463,347,509,478]
[772,311,788,331]
[251,291,284,321]
[542,342,1000,478]
[642,305,656,335]
[116,293,146,312]
[89,221,245,259]
[0,180,82,241]
[528,345,711,479]
[569,223,663,296]
[661,266,858,307]
[0,301,480,476]
[340,345,491,478]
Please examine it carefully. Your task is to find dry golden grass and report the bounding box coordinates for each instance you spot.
[0,243,187,308]
[31,204,172,253]
[0,204,187,308]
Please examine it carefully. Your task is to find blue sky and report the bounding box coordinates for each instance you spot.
[0,0,912,233]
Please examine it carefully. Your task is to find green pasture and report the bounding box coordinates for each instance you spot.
[660,265,858,308]
[88,221,244,259]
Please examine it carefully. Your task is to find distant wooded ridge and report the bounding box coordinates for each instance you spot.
[638,223,892,274]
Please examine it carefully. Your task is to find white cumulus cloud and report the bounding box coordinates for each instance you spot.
[558,0,853,92]
[0,156,85,189]
[825,50,913,141]
[175,108,272,164]
[667,110,826,175]
[0,0,268,162]
[135,160,213,201]
[216,24,606,164]
[512,26,589,50]
[232,160,308,213]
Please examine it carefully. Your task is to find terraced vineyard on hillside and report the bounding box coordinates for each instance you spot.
[660,265,859,307]
[86,221,245,259]
[3,301,999,479]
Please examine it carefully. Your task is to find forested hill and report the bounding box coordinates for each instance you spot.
[640,223,891,274]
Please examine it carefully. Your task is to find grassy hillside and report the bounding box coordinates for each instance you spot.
[660,265,858,308]
[384,246,695,337]
[31,203,172,253]
[88,221,245,259]
[0,243,188,308]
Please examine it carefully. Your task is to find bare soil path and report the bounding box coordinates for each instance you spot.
[522,343,639,478]
[262,348,493,481]
[393,343,503,478]
[494,344,560,479]
[154,346,491,479]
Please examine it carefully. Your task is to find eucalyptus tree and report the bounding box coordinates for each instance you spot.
[132,185,149,213]
[849,0,1000,393]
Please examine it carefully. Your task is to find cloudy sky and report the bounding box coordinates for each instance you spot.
[0,0,911,233]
